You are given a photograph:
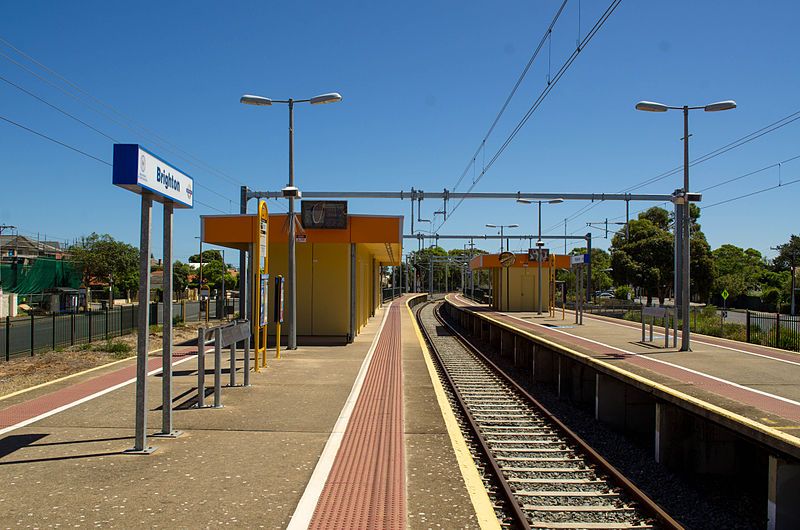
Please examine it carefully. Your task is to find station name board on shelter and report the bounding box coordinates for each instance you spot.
[112,144,194,208]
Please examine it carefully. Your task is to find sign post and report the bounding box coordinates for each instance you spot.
[721,289,729,333]
[113,144,193,454]
[274,275,285,359]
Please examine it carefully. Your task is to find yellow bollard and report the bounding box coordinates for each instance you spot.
[275,321,281,359]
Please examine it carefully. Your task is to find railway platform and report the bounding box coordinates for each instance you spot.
[0,295,491,528]
[447,293,800,530]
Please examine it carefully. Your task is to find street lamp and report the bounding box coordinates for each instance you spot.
[241,91,342,350]
[636,99,736,351]
[485,223,519,252]
[517,198,563,314]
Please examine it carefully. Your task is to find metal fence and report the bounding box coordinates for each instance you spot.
[463,288,491,304]
[747,311,800,352]
[381,287,402,303]
[0,298,235,361]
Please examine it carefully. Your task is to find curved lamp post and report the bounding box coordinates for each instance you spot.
[240,92,342,350]
[635,99,736,351]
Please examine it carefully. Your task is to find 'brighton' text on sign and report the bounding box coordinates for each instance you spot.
[112,144,194,208]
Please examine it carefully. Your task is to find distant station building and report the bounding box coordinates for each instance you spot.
[469,252,571,312]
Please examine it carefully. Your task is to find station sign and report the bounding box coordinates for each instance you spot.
[499,251,516,267]
[570,253,590,265]
[112,144,194,208]
[528,248,550,262]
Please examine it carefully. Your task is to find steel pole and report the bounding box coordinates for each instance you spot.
[681,106,691,351]
[239,186,250,386]
[157,202,180,437]
[538,201,543,315]
[129,196,154,454]
[287,100,297,350]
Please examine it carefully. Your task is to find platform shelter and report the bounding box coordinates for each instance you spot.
[267,213,402,344]
[470,252,570,312]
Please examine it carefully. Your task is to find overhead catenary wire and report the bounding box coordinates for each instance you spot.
[549,108,800,234]
[440,0,622,233]
[451,0,570,193]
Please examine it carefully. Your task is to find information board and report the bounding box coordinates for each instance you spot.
[301,201,347,229]
[528,248,550,262]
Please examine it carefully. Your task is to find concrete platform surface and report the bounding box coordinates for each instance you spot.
[0,296,483,528]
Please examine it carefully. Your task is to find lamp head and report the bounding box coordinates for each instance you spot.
[310,92,343,105]
[704,100,737,112]
[240,94,272,106]
[635,100,669,112]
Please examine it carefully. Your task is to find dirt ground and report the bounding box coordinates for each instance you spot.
[0,321,209,397]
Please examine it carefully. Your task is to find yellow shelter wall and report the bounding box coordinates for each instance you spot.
[492,266,551,312]
[266,242,381,339]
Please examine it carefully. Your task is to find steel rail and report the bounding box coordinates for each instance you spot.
[432,301,683,530]
[415,301,531,529]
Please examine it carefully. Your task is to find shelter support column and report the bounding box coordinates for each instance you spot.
[349,243,356,342]
[768,456,800,530]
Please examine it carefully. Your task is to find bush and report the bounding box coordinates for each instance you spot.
[614,286,633,300]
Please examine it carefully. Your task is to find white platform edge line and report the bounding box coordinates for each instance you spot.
[286,302,394,530]
[0,354,197,437]
[452,295,800,409]
[498,311,800,409]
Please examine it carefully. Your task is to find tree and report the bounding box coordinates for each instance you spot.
[610,216,673,305]
[563,247,613,295]
[189,249,223,264]
[711,244,765,299]
[69,233,139,300]
[173,260,192,295]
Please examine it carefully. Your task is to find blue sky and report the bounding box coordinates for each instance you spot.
[1,1,799,262]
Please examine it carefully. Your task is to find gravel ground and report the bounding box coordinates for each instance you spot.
[439,305,764,530]
[420,302,656,529]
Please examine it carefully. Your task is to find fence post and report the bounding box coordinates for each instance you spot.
[776,312,781,348]
[105,308,109,340]
[30,313,35,356]
[214,327,222,408]
[52,313,56,350]
[5,316,9,361]
[70,312,75,346]
[746,310,751,343]
[88,309,93,344]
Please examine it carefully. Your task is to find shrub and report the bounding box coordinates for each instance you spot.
[614,285,633,300]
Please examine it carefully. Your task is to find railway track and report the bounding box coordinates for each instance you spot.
[415,300,682,530]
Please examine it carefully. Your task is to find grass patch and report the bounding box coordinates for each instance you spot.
[92,340,133,358]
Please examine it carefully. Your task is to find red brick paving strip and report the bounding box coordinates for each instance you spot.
[0,346,196,431]
[309,302,406,530]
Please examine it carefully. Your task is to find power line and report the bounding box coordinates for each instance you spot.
[0,113,236,213]
[0,40,247,189]
[0,114,111,166]
[439,0,622,232]
[703,175,800,210]
[451,0,570,192]
[551,108,800,232]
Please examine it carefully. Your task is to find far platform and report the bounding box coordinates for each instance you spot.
[447,293,800,460]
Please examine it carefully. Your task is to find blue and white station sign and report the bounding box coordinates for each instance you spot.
[112,144,194,208]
